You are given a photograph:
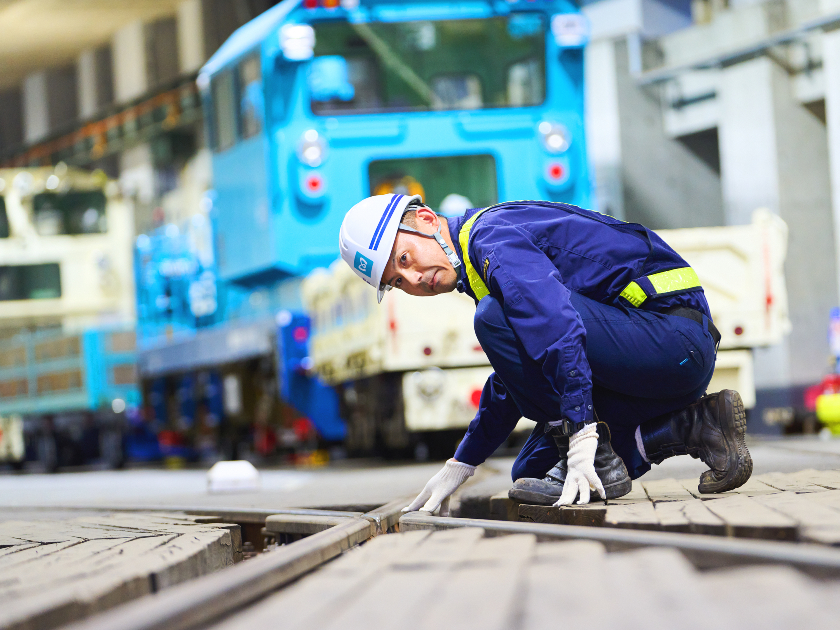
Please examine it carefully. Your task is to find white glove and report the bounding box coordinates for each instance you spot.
[554,423,606,506]
[403,459,476,516]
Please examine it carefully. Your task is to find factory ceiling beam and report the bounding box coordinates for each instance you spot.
[0,0,182,89]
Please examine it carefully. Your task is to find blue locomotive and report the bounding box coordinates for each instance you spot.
[137,0,590,458]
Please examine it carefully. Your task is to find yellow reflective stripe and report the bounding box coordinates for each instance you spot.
[619,282,647,307]
[620,267,701,307]
[648,267,701,294]
[459,208,491,301]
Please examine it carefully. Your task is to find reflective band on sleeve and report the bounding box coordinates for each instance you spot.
[459,208,492,302]
[620,267,701,307]
[648,267,701,294]
[619,281,647,307]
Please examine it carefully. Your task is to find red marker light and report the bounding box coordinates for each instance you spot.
[293,326,308,342]
[470,388,483,408]
[548,162,566,180]
[303,0,318,8]
[734,326,744,336]
[423,347,432,356]
[306,174,323,192]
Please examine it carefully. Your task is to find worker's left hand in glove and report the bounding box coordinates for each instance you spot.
[554,423,606,506]
[402,459,476,516]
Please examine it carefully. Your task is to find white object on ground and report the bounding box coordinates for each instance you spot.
[403,458,475,516]
[554,423,605,506]
[207,460,261,493]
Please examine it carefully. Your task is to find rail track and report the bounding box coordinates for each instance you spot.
[52,494,840,630]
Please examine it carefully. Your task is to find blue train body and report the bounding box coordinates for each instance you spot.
[136,0,590,449]
[276,310,346,441]
[200,0,590,285]
[0,327,140,469]
[0,327,140,417]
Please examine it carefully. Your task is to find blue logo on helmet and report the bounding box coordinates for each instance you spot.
[354,251,373,277]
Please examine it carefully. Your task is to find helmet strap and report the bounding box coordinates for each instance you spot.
[398,222,462,272]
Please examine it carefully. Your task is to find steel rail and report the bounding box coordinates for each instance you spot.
[400,512,840,578]
[62,517,372,630]
[2,504,377,524]
[2,497,414,528]
[60,499,411,630]
[52,498,840,630]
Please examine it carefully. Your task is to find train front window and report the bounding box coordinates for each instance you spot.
[369,154,497,211]
[211,71,237,152]
[0,263,61,301]
[311,14,546,115]
[237,55,263,140]
[0,197,9,238]
[32,191,107,236]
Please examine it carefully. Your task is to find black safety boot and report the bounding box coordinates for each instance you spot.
[508,422,632,505]
[640,389,752,494]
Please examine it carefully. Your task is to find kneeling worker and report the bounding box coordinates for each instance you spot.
[339,194,752,512]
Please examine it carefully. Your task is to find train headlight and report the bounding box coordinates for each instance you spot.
[296,129,327,167]
[538,121,571,154]
[280,24,315,61]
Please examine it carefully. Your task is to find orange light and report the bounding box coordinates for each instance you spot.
[324,0,339,7]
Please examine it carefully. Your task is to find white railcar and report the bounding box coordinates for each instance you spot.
[658,209,790,408]
[0,166,137,470]
[0,166,135,330]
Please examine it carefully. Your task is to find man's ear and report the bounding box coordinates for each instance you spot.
[414,206,438,227]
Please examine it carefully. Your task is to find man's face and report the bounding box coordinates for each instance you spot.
[381,209,459,297]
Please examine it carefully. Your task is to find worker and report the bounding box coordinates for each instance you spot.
[338,194,752,513]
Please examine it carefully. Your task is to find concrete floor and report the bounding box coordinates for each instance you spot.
[0,436,838,514]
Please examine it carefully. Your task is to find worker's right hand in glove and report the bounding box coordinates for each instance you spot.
[402,459,476,517]
[554,423,606,506]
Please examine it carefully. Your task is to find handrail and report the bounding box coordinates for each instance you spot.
[0,73,200,167]
[637,11,840,85]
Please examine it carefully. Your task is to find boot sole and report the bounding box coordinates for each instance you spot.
[508,477,633,505]
[698,390,753,494]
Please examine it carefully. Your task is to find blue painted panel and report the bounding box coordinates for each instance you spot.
[0,392,90,416]
[0,327,139,415]
[212,135,274,280]
[276,312,346,441]
[82,330,101,410]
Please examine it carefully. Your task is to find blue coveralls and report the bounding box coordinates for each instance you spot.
[446,202,718,480]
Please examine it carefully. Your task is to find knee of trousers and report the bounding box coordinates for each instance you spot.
[473,296,508,346]
[511,457,536,482]
[511,456,555,482]
[510,440,558,482]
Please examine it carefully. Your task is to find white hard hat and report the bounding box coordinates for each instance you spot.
[339,193,421,303]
